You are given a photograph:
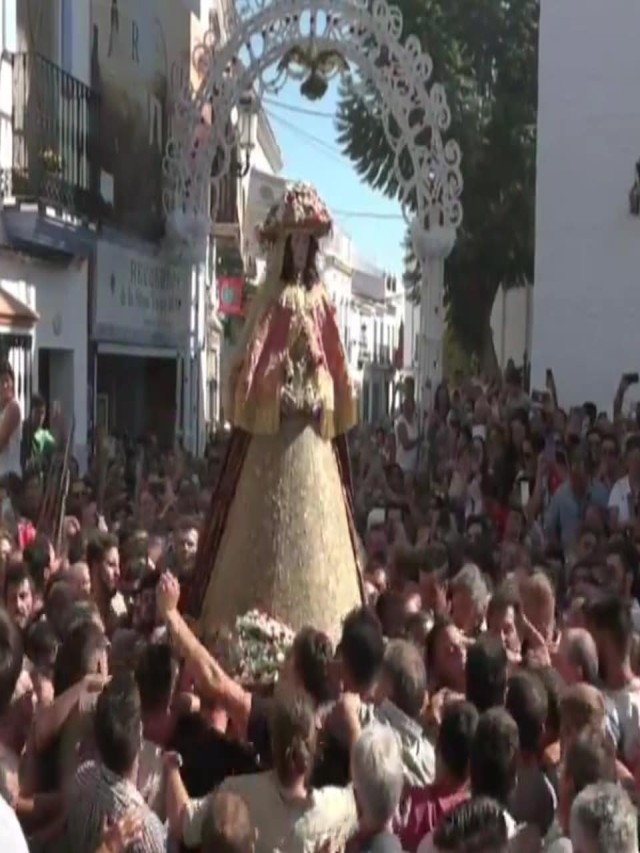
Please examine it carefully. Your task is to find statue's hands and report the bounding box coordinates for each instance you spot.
[280,384,297,417]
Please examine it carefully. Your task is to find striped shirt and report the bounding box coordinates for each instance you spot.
[64,760,166,853]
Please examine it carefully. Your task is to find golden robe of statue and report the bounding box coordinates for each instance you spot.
[186,183,363,643]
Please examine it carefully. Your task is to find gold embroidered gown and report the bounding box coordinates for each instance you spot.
[186,276,364,644]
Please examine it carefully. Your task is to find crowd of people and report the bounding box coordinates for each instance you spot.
[1,357,640,852]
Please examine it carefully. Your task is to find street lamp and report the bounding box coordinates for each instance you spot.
[234,91,258,179]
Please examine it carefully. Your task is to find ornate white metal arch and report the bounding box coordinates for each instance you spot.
[162,0,463,391]
[163,0,462,241]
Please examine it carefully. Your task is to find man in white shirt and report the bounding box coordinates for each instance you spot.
[608,434,640,529]
[0,794,27,852]
[395,379,420,477]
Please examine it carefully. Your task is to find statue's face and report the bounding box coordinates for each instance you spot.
[291,233,310,274]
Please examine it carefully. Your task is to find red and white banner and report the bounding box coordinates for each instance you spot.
[218,276,244,316]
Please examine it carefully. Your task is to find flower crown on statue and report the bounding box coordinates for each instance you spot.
[258,181,332,244]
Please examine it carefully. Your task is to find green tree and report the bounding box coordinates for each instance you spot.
[336,0,539,374]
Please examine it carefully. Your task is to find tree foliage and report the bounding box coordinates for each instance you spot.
[335,0,539,371]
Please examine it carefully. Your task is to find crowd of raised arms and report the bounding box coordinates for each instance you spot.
[2,359,640,852]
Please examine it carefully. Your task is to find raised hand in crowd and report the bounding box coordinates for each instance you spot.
[424,688,465,730]
[6,318,640,853]
[95,811,144,853]
[156,571,181,619]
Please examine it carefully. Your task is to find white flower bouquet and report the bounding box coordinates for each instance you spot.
[214,610,295,686]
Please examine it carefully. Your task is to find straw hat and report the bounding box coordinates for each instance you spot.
[258,181,332,243]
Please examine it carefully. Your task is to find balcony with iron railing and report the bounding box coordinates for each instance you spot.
[0,51,101,220]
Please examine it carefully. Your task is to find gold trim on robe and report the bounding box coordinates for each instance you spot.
[228,281,357,439]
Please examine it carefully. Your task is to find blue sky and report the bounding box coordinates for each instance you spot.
[263,79,406,276]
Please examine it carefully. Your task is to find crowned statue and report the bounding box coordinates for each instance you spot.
[186,183,364,643]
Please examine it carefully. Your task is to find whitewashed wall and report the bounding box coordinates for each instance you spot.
[352,262,386,302]
[323,223,354,353]
[532,0,640,410]
[240,115,284,284]
[491,283,533,372]
[323,262,351,347]
[247,135,279,176]
[403,299,418,372]
[403,286,531,379]
[0,253,88,463]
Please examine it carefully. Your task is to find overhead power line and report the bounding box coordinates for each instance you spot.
[266,110,345,164]
[265,110,404,223]
[263,96,336,118]
[333,209,404,221]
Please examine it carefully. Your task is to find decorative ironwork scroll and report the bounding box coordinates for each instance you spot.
[162,0,463,251]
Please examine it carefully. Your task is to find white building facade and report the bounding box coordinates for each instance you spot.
[92,232,195,450]
[90,1,217,455]
[351,259,403,423]
[0,253,89,464]
[532,0,640,409]
[240,123,285,286]
[491,283,533,375]
[0,0,222,461]
[403,298,419,379]
[0,0,94,465]
[323,224,355,353]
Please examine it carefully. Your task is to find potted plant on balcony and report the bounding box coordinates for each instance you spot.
[39,148,64,175]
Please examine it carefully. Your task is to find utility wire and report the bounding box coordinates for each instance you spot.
[333,209,404,220]
[265,111,404,223]
[267,110,340,154]
[263,96,336,119]
[266,110,346,164]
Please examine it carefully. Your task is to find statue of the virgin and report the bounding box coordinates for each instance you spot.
[185,183,364,642]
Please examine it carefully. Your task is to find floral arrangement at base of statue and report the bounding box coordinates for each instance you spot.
[212,609,295,686]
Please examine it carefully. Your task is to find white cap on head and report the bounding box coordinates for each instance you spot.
[367,508,386,531]
[472,424,486,442]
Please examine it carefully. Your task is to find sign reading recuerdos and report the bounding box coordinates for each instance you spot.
[95,239,190,347]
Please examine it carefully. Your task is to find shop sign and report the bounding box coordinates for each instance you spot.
[94,239,190,347]
[218,276,244,317]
